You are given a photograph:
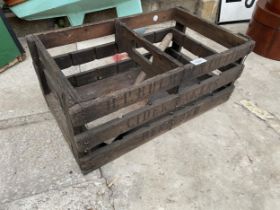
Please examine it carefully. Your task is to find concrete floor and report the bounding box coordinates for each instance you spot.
[0,23,279,210]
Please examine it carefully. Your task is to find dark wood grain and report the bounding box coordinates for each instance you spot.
[115,21,181,77]
[174,7,246,48]
[54,28,172,69]
[79,85,234,173]
[75,64,243,153]
[38,8,175,49]
[33,36,80,105]
[27,7,253,174]
[171,28,216,57]
[172,22,186,51]
[67,54,149,87]
[69,41,253,127]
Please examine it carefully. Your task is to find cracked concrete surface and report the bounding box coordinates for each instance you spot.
[99,168,116,210]
[0,23,280,210]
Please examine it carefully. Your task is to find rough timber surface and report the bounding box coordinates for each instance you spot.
[27,7,254,174]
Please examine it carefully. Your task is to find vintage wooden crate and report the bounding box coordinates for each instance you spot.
[27,7,254,174]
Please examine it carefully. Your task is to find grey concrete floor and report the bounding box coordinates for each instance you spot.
[0,23,280,210]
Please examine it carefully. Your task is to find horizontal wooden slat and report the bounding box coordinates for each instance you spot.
[54,28,172,69]
[67,53,150,87]
[76,68,140,100]
[166,48,240,75]
[54,53,74,70]
[174,7,246,48]
[54,42,113,69]
[165,47,191,64]
[38,8,175,49]
[171,28,216,57]
[69,41,253,126]
[75,64,243,153]
[79,85,234,173]
[183,41,253,79]
[70,67,183,126]
[72,47,97,66]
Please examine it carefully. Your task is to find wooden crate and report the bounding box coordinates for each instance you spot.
[27,7,254,174]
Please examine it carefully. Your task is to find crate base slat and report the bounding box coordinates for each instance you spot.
[27,7,254,174]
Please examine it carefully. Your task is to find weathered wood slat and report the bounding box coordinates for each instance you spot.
[70,67,183,126]
[27,7,254,174]
[115,21,181,77]
[69,41,253,127]
[54,43,111,70]
[171,28,216,57]
[174,7,246,48]
[66,41,194,89]
[43,68,64,98]
[38,7,246,50]
[26,35,51,95]
[45,92,81,160]
[38,9,175,49]
[166,47,191,64]
[34,36,80,105]
[76,68,140,100]
[67,53,150,87]
[171,21,186,51]
[168,22,187,94]
[28,36,82,159]
[182,41,253,79]
[166,47,241,75]
[54,28,172,69]
[79,85,234,173]
[75,64,243,153]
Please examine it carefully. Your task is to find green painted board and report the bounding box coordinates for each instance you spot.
[10,0,143,26]
[0,8,23,68]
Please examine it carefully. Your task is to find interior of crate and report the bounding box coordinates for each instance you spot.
[49,20,233,103]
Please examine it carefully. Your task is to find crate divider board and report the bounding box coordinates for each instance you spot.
[27,7,254,174]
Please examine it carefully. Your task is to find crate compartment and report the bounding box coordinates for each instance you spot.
[27,7,254,174]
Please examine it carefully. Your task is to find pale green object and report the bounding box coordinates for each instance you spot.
[10,0,142,26]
